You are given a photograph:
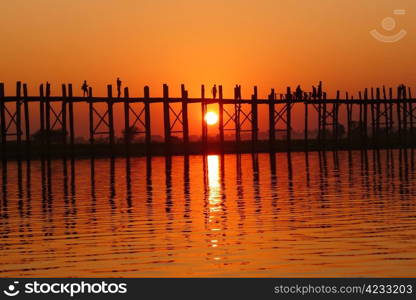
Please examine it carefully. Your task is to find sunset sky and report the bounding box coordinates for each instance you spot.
[1,0,416,137]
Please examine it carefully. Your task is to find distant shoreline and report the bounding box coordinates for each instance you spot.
[1,138,415,160]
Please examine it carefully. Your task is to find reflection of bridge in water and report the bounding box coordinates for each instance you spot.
[1,82,416,157]
[1,149,416,276]
[1,149,415,223]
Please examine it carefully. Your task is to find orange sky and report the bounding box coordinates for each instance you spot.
[1,0,416,137]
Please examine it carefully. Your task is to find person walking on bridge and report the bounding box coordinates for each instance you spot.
[117,77,122,98]
[212,84,217,99]
[81,80,89,97]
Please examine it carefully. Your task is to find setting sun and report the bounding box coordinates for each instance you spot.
[205,112,219,125]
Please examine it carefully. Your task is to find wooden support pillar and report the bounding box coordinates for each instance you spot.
[88,89,94,145]
[363,88,368,141]
[144,86,151,147]
[234,86,241,144]
[251,86,258,143]
[383,86,389,137]
[16,81,22,146]
[286,87,292,147]
[409,87,413,138]
[107,84,115,146]
[124,87,130,145]
[218,85,224,145]
[61,84,67,145]
[304,92,308,147]
[0,83,5,149]
[346,92,352,141]
[39,84,45,144]
[201,84,208,145]
[402,86,408,136]
[370,87,375,140]
[68,84,74,146]
[268,88,275,144]
[162,84,171,144]
[322,92,327,142]
[45,82,51,145]
[358,91,363,140]
[181,84,189,145]
[389,87,394,133]
[334,90,340,141]
[397,86,402,140]
[23,84,30,145]
[376,88,381,138]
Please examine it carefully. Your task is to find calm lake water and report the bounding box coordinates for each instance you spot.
[1,150,416,277]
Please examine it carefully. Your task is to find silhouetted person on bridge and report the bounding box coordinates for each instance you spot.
[81,80,89,97]
[234,85,241,100]
[212,84,217,99]
[117,77,122,98]
[295,85,303,100]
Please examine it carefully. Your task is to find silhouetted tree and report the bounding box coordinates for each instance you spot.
[31,129,67,144]
[122,126,139,143]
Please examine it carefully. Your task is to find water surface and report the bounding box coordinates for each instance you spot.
[1,150,416,277]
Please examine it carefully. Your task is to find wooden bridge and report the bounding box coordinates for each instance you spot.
[1,81,415,154]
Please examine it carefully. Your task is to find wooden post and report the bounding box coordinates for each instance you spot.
[334,90,340,141]
[304,91,308,147]
[23,84,30,145]
[61,84,67,145]
[346,92,352,141]
[201,84,207,145]
[363,88,368,141]
[397,86,402,141]
[16,81,22,146]
[218,85,224,145]
[68,84,74,146]
[370,87,375,140]
[268,88,275,144]
[322,92,327,142]
[375,88,381,139]
[107,84,115,146]
[251,86,258,143]
[39,84,45,144]
[45,82,51,145]
[286,87,292,147]
[358,91,362,141]
[402,86,408,138]
[0,83,5,149]
[181,84,189,145]
[234,86,241,144]
[88,88,94,145]
[409,87,413,139]
[124,87,130,145]
[383,86,389,137]
[144,86,151,147]
[389,87,394,134]
[163,84,170,144]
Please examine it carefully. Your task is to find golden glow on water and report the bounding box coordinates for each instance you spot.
[1,150,416,277]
